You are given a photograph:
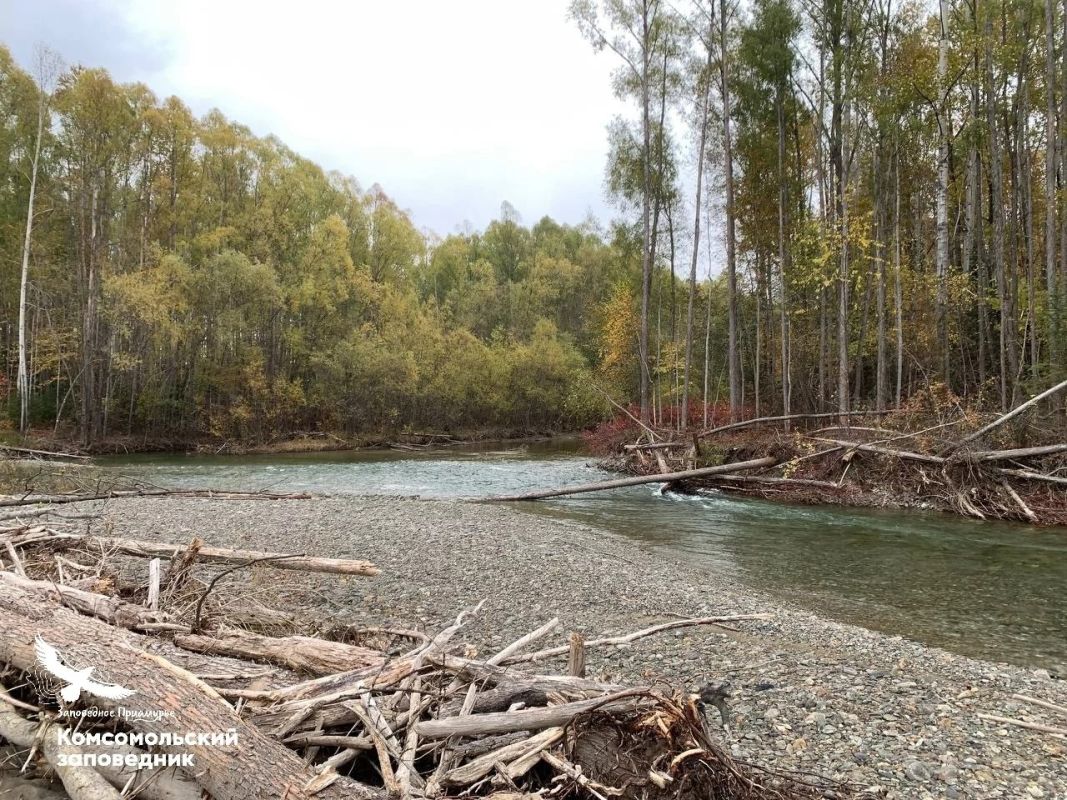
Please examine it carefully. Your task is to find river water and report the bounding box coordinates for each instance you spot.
[99,440,1067,673]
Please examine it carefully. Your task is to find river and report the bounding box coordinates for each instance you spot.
[99,440,1067,673]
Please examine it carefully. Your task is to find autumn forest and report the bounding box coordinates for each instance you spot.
[2,0,1066,447]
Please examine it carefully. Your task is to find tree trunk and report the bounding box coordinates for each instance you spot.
[683,45,713,428]
[0,581,382,800]
[721,0,741,421]
[776,93,792,427]
[1046,0,1059,370]
[639,2,654,425]
[985,9,1012,410]
[16,82,46,435]
[937,0,952,388]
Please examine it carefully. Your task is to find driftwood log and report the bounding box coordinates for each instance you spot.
[490,456,777,501]
[0,580,383,800]
[173,630,384,676]
[5,530,380,576]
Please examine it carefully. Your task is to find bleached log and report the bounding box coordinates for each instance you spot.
[0,488,312,508]
[417,689,650,739]
[1001,481,1039,522]
[147,557,161,610]
[0,579,383,800]
[0,443,90,460]
[0,570,165,629]
[698,410,891,438]
[811,438,945,464]
[501,614,771,665]
[442,727,564,786]
[943,378,1067,454]
[173,629,384,676]
[490,457,777,501]
[978,713,1067,737]
[24,532,380,576]
[702,475,844,489]
[1012,694,1067,717]
[0,687,120,800]
[969,443,1067,460]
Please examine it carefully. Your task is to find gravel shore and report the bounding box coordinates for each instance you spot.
[74,495,1065,799]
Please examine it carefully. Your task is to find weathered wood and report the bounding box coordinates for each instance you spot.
[0,579,383,800]
[995,468,1067,486]
[812,438,946,464]
[489,457,777,501]
[442,727,564,786]
[978,712,1067,737]
[502,614,771,665]
[942,378,1067,454]
[701,475,845,490]
[417,689,649,739]
[969,443,1067,461]
[0,688,202,800]
[568,632,586,678]
[697,410,891,439]
[147,557,161,610]
[173,629,384,676]
[0,687,120,800]
[0,443,91,460]
[0,570,165,629]
[622,442,688,452]
[1002,481,1039,522]
[29,532,380,576]
[0,488,313,508]
[1012,694,1067,717]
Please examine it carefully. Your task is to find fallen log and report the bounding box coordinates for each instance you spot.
[19,532,380,576]
[0,443,91,461]
[501,614,771,665]
[0,579,383,800]
[0,686,120,800]
[0,570,166,629]
[0,686,201,800]
[812,439,1067,491]
[173,629,385,676]
[811,438,945,464]
[978,713,1067,737]
[622,442,688,452]
[697,410,891,439]
[489,457,778,501]
[942,378,1067,455]
[696,475,845,490]
[0,488,313,508]
[995,468,1067,486]
[416,688,650,739]
[968,443,1067,461]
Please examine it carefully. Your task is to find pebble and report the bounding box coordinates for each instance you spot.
[85,496,1067,799]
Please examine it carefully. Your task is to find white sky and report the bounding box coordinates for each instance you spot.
[4,0,629,235]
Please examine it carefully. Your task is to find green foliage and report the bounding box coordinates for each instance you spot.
[0,47,636,440]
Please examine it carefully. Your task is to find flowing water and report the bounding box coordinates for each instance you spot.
[99,440,1067,673]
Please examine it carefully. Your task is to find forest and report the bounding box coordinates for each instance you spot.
[2,0,1066,447]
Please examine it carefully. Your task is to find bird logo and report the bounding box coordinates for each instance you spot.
[33,636,135,704]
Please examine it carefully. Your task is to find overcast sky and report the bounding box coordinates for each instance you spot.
[4,0,628,235]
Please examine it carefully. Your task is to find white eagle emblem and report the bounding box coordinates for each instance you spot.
[34,636,135,703]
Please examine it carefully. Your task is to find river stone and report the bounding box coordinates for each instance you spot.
[905,761,933,782]
[61,495,1067,799]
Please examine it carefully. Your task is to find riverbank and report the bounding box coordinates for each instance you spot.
[6,427,575,457]
[46,494,1066,799]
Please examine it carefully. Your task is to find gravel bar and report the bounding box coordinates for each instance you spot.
[63,495,1067,799]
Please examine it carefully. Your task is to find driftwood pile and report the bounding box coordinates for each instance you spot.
[530,380,1067,525]
[0,522,847,800]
